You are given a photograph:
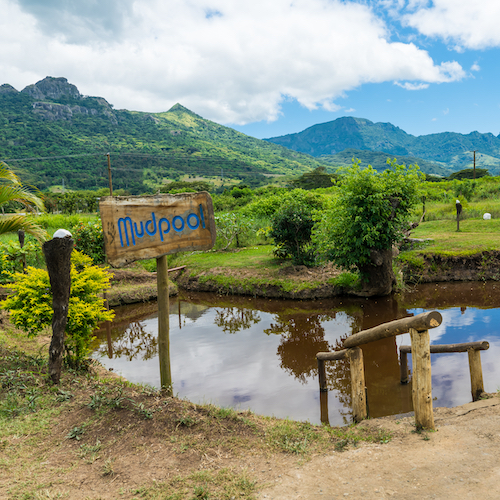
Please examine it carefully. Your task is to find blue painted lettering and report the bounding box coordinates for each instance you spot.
[159,217,170,242]
[187,213,200,230]
[173,216,185,232]
[199,204,206,229]
[118,217,135,247]
[134,221,145,238]
[145,212,157,236]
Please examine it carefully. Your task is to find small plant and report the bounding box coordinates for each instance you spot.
[192,485,209,499]
[334,439,350,452]
[87,393,104,410]
[176,415,196,428]
[102,458,115,476]
[270,201,317,265]
[133,402,153,419]
[55,390,73,402]
[79,439,102,463]
[71,218,106,264]
[66,425,86,441]
[208,405,238,420]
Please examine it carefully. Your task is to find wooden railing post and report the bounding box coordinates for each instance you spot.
[468,348,484,402]
[409,327,434,430]
[318,358,327,392]
[400,350,409,384]
[348,347,367,423]
[320,391,329,424]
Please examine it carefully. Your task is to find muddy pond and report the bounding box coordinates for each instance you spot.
[92,282,500,426]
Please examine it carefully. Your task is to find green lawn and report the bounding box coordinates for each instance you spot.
[410,218,500,255]
[176,245,279,270]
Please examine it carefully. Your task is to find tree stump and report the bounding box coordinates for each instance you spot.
[43,237,73,384]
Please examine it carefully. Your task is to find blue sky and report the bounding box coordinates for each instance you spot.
[1,1,499,139]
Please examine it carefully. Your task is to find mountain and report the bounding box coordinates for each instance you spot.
[265,116,500,175]
[0,77,327,193]
[320,149,452,177]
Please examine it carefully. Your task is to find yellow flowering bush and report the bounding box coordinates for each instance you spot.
[2,250,114,367]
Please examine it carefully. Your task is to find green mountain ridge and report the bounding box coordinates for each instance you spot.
[265,116,500,175]
[0,77,327,193]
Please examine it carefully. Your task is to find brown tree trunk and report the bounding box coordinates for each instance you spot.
[357,247,395,297]
[42,237,73,384]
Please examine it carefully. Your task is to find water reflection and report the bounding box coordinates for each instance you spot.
[92,282,500,426]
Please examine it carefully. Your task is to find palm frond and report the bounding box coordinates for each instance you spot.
[0,162,21,184]
[0,184,45,211]
[0,215,49,242]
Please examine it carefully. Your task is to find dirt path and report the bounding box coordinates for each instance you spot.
[257,398,500,500]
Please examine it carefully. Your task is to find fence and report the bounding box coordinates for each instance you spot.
[317,311,490,430]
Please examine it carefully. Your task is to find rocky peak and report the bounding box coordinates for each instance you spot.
[21,77,82,101]
[0,84,18,94]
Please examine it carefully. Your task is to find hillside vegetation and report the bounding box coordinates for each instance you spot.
[266,116,500,174]
[0,77,328,193]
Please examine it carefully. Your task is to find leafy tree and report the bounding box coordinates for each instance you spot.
[160,180,213,193]
[214,213,255,250]
[447,168,489,180]
[312,160,422,296]
[0,162,47,241]
[290,167,338,190]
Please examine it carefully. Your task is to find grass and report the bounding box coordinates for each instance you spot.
[408,218,500,255]
[0,328,392,500]
[180,245,280,272]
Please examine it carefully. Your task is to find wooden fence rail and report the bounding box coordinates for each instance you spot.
[317,311,443,430]
[400,341,489,401]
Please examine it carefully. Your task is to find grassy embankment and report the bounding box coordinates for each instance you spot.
[0,329,391,500]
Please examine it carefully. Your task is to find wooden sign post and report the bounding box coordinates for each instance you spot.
[42,236,73,384]
[100,192,216,393]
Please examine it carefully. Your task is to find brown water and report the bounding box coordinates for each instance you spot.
[92,282,500,426]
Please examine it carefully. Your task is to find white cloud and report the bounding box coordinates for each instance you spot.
[0,0,466,124]
[403,1,500,50]
[471,63,481,72]
[394,82,429,90]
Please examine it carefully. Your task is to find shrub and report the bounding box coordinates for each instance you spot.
[72,219,105,264]
[214,213,256,250]
[1,250,114,367]
[270,201,316,265]
[0,239,44,283]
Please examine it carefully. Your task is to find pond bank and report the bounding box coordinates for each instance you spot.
[399,250,500,285]
[105,250,500,304]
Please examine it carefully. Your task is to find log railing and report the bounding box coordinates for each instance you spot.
[317,311,443,430]
[400,341,489,401]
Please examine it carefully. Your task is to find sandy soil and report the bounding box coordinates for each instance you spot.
[257,397,500,500]
[99,267,500,500]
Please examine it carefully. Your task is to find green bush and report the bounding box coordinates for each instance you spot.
[270,202,316,265]
[72,219,105,264]
[1,251,114,368]
[214,213,256,250]
[0,239,44,282]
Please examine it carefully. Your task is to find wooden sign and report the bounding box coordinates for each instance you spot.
[99,192,216,267]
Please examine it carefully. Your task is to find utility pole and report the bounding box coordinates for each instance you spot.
[473,150,476,180]
[107,153,113,195]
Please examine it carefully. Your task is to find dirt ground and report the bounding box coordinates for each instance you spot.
[4,267,500,499]
[257,397,500,500]
[100,266,500,500]
[3,386,500,500]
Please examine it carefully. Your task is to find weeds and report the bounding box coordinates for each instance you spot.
[66,425,86,441]
[79,439,102,463]
[102,458,115,476]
